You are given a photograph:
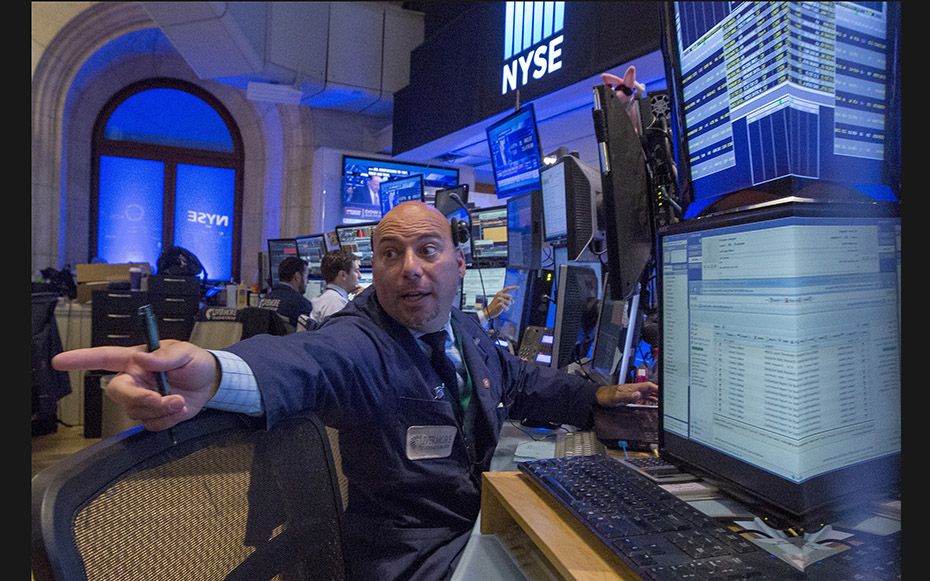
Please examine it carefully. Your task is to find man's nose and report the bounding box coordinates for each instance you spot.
[401,249,423,277]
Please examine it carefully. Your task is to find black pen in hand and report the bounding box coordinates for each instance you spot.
[138,304,171,396]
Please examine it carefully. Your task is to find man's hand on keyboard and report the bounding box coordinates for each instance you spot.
[595,381,658,407]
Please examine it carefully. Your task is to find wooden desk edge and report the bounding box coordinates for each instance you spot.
[481,471,639,581]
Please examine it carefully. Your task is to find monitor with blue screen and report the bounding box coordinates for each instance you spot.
[662,2,901,216]
[486,104,543,200]
[379,174,424,216]
[659,199,900,527]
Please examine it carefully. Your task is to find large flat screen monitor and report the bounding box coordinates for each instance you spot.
[341,155,459,223]
[334,222,378,269]
[551,263,601,370]
[470,205,509,267]
[659,199,900,528]
[540,155,603,261]
[459,267,507,314]
[266,238,299,287]
[661,2,902,217]
[379,174,424,217]
[593,83,654,302]
[506,191,541,270]
[295,234,327,279]
[486,103,544,200]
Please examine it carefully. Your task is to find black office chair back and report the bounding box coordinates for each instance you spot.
[32,409,348,580]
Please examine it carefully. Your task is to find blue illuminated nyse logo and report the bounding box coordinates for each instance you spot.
[502,1,564,95]
[187,210,229,227]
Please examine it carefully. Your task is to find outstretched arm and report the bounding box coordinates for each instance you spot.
[52,340,219,431]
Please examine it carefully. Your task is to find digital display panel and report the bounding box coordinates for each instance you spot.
[486,104,543,199]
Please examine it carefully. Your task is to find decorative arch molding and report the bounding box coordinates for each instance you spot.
[31,2,317,288]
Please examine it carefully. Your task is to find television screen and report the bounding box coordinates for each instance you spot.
[434,184,469,217]
[266,238,299,287]
[341,156,459,223]
[379,174,424,216]
[506,191,541,270]
[295,234,327,278]
[470,205,509,267]
[486,103,544,199]
[662,2,902,216]
[460,267,507,314]
[334,222,378,269]
[659,199,900,527]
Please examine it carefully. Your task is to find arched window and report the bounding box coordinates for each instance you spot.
[91,78,243,282]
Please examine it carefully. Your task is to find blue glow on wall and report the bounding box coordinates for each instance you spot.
[174,164,235,281]
[105,88,233,152]
[97,156,165,268]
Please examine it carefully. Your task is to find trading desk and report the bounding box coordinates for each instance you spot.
[481,470,636,580]
[455,426,902,581]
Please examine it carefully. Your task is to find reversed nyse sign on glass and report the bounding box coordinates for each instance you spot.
[502,1,564,95]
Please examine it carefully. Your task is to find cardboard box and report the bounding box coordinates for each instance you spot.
[76,281,109,303]
[76,263,150,283]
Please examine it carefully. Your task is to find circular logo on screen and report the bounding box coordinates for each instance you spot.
[124,204,144,221]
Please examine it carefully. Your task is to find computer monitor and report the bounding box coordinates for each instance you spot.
[295,234,327,279]
[493,268,529,347]
[334,222,378,269]
[540,155,603,261]
[486,103,544,200]
[434,184,469,216]
[379,174,424,216]
[592,83,654,302]
[459,267,507,314]
[356,270,373,291]
[551,264,601,370]
[506,191,542,270]
[303,278,327,301]
[266,238,299,287]
[661,2,902,217]
[589,274,626,383]
[659,199,901,528]
[470,205,509,267]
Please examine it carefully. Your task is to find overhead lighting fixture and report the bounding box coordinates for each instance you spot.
[246,81,303,105]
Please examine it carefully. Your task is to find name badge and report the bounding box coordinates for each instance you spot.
[406,425,457,460]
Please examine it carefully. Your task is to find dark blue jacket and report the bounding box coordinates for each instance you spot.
[259,283,313,328]
[227,286,600,580]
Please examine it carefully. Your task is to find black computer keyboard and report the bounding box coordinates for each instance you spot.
[517,455,899,580]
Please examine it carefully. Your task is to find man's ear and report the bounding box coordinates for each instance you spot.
[455,248,466,279]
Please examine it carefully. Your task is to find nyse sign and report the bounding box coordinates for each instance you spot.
[501,1,565,95]
[187,210,229,227]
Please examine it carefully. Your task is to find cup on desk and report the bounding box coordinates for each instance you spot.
[129,267,143,291]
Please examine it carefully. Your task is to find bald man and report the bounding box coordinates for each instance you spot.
[53,201,657,581]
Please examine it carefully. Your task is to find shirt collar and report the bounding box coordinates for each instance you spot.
[324,283,350,300]
[412,316,454,344]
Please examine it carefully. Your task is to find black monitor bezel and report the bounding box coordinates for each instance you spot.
[550,263,601,370]
[333,221,379,269]
[470,204,509,268]
[485,103,544,200]
[657,198,901,528]
[294,233,328,278]
[434,184,470,217]
[266,238,299,287]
